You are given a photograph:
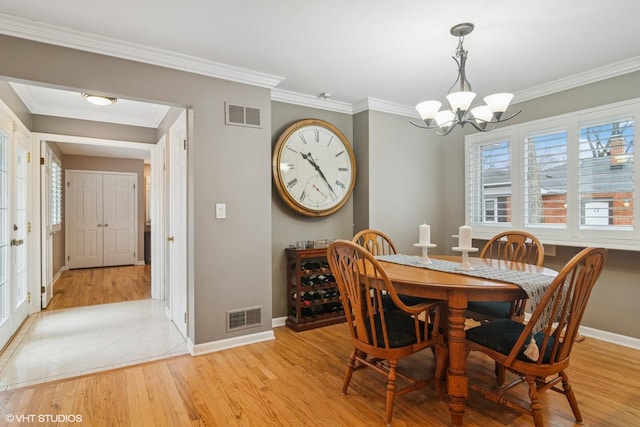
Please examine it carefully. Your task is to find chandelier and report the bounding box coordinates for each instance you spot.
[411,23,520,136]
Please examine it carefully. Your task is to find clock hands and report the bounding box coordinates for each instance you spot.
[300,152,337,197]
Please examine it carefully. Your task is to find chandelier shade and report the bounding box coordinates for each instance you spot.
[411,23,520,135]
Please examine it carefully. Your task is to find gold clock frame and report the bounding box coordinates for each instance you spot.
[272,118,356,217]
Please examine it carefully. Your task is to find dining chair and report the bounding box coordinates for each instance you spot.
[465,246,607,427]
[467,230,545,323]
[352,229,432,310]
[327,240,448,427]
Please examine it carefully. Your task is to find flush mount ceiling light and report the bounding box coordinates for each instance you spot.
[81,93,118,106]
[411,23,520,136]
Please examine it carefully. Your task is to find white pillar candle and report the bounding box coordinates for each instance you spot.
[458,225,472,249]
[419,223,431,245]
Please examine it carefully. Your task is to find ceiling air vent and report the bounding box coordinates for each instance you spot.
[227,306,263,331]
[225,102,262,128]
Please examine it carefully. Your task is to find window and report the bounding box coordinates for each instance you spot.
[578,118,634,229]
[49,149,63,232]
[466,99,638,250]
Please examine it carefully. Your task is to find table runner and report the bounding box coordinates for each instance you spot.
[375,254,557,360]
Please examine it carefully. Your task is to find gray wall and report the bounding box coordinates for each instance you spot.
[271,102,354,318]
[440,71,640,339]
[0,34,273,346]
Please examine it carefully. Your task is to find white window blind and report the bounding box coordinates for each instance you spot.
[50,152,62,232]
[524,131,568,228]
[468,140,511,225]
[578,118,634,230]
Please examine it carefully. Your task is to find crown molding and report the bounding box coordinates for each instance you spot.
[353,98,419,118]
[0,13,284,89]
[513,56,640,104]
[271,89,353,114]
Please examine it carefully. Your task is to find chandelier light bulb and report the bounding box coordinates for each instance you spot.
[446,91,476,113]
[484,93,514,118]
[416,100,442,123]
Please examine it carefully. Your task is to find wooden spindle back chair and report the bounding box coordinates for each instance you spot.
[465,247,607,427]
[327,240,448,427]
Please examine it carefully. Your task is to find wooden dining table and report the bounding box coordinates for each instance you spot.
[376,254,558,427]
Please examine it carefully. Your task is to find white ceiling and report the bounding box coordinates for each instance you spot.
[9,83,171,128]
[1,1,640,154]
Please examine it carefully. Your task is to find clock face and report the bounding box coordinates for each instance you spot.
[273,119,356,217]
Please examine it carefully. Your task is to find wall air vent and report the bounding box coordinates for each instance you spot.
[227,306,263,331]
[225,102,262,128]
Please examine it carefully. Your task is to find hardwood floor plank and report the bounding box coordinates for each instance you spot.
[0,323,638,426]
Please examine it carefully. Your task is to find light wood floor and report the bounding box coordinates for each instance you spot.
[45,265,151,310]
[1,322,638,426]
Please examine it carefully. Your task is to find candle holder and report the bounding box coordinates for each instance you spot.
[414,243,437,264]
[452,246,478,270]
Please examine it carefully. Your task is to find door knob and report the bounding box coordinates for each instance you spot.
[167,236,175,242]
[11,239,24,246]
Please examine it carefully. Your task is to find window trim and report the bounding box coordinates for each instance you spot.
[465,98,640,251]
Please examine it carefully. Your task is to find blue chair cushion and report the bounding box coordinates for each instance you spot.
[364,311,425,348]
[467,301,512,319]
[465,318,555,363]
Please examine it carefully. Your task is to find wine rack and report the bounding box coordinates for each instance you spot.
[285,247,345,331]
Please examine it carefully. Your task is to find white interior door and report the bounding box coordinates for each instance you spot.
[168,111,187,337]
[66,171,103,269]
[0,112,31,349]
[102,173,136,267]
[66,170,137,269]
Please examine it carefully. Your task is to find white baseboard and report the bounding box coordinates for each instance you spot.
[272,316,287,328]
[523,313,639,350]
[52,266,66,287]
[134,260,146,266]
[190,330,275,356]
[579,326,640,350]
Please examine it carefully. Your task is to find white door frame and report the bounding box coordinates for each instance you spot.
[33,134,159,299]
[150,136,166,301]
[167,110,188,338]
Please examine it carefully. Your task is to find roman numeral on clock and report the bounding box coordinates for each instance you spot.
[287,178,298,188]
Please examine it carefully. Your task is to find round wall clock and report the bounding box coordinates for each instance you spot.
[273,118,356,217]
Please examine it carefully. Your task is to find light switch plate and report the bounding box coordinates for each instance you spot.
[215,203,226,219]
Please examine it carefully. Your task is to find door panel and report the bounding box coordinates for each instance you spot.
[66,172,103,269]
[103,173,135,266]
